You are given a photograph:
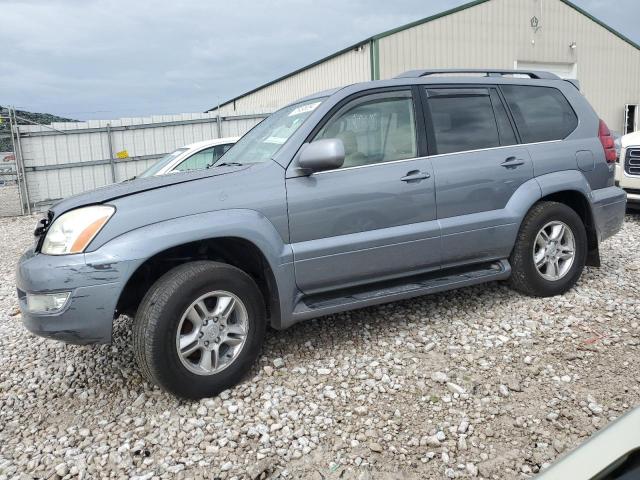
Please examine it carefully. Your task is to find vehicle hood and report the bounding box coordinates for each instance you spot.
[49,164,250,216]
[622,131,640,148]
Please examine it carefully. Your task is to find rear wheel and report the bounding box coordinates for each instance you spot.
[508,201,587,297]
[133,261,266,399]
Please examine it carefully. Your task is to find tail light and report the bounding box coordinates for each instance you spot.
[598,119,616,163]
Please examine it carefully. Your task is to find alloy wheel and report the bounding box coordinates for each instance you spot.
[175,291,248,375]
[532,221,576,281]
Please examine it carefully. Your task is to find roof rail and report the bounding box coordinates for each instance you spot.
[394,69,562,80]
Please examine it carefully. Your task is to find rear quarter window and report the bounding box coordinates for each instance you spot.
[500,85,578,143]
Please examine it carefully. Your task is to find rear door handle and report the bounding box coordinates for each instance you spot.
[401,170,430,182]
[501,156,525,168]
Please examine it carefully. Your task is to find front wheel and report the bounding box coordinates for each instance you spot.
[133,261,266,399]
[508,201,587,297]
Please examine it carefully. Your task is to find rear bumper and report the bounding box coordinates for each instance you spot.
[16,248,136,344]
[591,186,626,242]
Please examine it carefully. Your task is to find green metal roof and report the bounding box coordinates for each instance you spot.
[369,0,491,42]
[208,0,639,112]
[371,0,639,49]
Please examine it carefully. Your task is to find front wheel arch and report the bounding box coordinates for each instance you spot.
[115,237,280,327]
[132,260,267,398]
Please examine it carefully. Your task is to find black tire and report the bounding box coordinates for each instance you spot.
[133,261,266,399]
[508,201,587,297]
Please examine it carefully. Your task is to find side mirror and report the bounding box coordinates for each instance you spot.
[298,138,345,174]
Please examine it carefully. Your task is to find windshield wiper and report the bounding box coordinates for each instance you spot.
[209,161,243,168]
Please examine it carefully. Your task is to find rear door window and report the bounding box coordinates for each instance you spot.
[426,88,500,155]
[500,85,578,143]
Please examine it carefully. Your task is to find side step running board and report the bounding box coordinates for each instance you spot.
[292,260,511,321]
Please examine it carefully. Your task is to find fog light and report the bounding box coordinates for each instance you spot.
[26,292,71,314]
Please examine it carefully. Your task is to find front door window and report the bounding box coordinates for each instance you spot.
[314,91,418,168]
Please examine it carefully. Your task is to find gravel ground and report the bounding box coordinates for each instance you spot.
[1,213,639,480]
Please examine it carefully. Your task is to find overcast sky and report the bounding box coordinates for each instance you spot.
[1,0,638,120]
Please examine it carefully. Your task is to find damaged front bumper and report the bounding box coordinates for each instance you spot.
[16,248,137,344]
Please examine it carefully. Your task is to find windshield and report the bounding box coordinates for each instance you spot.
[218,97,325,165]
[139,148,188,177]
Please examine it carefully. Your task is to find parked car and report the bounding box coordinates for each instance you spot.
[536,406,640,480]
[138,137,238,177]
[16,69,625,399]
[615,130,640,204]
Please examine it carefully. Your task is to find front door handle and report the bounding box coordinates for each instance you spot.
[401,170,430,182]
[501,157,525,168]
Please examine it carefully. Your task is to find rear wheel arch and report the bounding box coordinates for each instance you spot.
[115,236,281,327]
[509,181,599,267]
[509,200,588,296]
[534,190,599,266]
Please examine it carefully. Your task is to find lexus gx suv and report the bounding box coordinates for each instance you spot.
[17,69,626,399]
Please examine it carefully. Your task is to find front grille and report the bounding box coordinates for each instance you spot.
[626,147,640,176]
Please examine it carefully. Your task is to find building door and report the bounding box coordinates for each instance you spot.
[515,61,578,79]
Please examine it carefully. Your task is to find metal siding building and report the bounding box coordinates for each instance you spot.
[210,0,640,133]
[214,44,372,116]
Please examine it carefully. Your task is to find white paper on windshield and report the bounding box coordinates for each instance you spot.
[288,101,321,117]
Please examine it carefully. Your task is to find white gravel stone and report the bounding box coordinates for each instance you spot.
[422,435,441,447]
[589,402,604,415]
[431,371,448,383]
[55,463,69,477]
[458,420,469,434]
[446,382,466,395]
[354,405,368,416]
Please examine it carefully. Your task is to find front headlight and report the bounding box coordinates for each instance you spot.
[41,205,115,255]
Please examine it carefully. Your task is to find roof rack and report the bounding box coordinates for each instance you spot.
[394,69,562,80]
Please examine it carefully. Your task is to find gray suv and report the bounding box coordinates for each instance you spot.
[16,69,626,399]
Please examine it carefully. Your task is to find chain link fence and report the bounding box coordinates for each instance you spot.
[0,154,22,217]
[0,106,26,216]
